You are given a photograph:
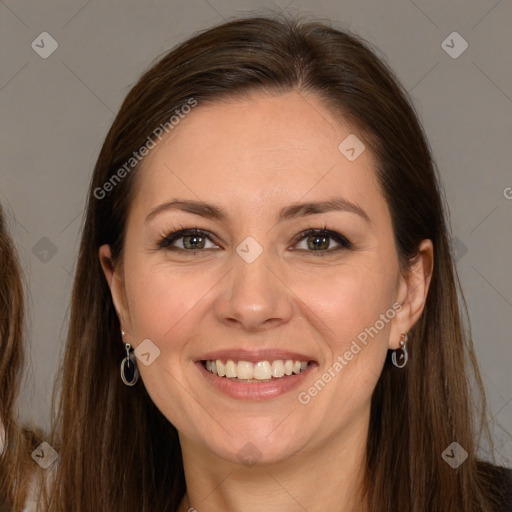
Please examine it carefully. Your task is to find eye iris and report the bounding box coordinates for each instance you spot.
[183,234,205,250]
[308,234,329,250]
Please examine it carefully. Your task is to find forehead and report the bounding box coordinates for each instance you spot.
[130,91,386,224]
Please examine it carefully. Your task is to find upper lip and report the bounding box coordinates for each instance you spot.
[196,349,317,364]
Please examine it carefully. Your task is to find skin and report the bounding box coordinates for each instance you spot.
[100,91,433,512]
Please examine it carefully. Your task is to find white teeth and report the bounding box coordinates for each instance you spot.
[216,359,226,377]
[204,358,309,380]
[225,360,237,378]
[253,361,272,380]
[236,361,254,380]
[271,360,285,378]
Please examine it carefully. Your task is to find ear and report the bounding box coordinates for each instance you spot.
[388,239,434,349]
[99,244,132,334]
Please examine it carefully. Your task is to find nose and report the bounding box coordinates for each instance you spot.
[213,246,294,332]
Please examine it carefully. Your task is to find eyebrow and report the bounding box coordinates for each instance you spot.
[145,197,371,225]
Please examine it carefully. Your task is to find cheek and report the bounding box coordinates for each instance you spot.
[124,259,216,344]
[292,258,398,410]
[294,258,398,349]
[122,260,213,428]
[291,267,393,424]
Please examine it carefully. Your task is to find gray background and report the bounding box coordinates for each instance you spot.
[1,0,511,465]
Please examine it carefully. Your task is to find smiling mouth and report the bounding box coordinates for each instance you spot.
[202,359,312,383]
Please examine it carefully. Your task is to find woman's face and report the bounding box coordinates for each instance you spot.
[101,91,431,466]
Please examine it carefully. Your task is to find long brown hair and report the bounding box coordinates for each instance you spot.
[37,14,507,511]
[0,203,35,511]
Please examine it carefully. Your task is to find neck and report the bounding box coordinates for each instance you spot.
[177,410,369,512]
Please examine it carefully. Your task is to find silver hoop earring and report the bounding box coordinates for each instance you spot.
[120,342,139,386]
[391,333,409,368]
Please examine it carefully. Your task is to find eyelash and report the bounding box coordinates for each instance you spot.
[157,224,353,257]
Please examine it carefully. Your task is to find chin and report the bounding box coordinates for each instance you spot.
[201,420,312,467]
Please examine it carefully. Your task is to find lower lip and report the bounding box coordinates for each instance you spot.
[196,362,317,401]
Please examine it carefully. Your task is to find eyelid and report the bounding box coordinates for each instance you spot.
[156,226,353,254]
[291,228,353,254]
[157,227,220,250]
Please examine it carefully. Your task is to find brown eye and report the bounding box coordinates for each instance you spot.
[158,229,219,251]
[306,233,330,251]
[182,233,206,250]
[293,229,352,256]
